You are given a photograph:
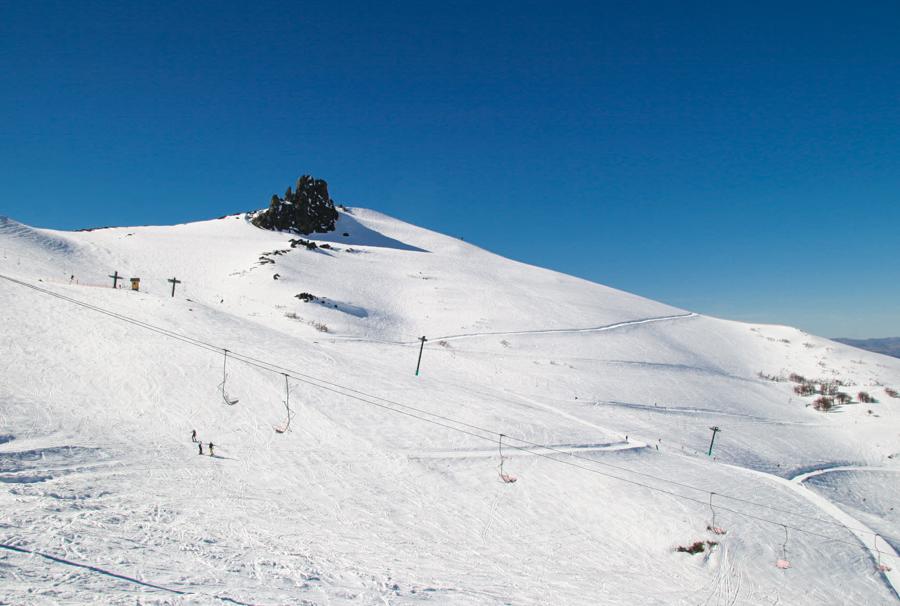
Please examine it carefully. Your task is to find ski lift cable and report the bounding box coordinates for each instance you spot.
[707,492,727,535]
[219,349,239,405]
[1,273,878,536]
[3,273,898,553]
[275,373,291,433]
[216,343,895,537]
[498,433,517,483]
[776,524,792,569]
[2,273,899,558]
[3,272,897,552]
[875,534,894,572]
[225,344,900,542]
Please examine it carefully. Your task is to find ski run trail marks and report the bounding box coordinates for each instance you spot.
[1,209,899,604]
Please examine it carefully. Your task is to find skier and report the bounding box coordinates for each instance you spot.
[198,442,204,455]
[191,429,198,443]
[208,442,214,457]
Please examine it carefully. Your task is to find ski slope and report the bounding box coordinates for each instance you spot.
[1,209,898,605]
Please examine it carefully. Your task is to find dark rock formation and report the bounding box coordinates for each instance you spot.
[252,175,339,234]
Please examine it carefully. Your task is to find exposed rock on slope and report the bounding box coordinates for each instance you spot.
[251,175,339,234]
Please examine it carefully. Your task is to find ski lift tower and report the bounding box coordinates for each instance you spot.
[707,426,722,456]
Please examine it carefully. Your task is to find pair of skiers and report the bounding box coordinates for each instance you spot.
[191,430,214,457]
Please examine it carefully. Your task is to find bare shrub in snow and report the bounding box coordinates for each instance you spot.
[675,540,718,555]
[758,372,784,382]
[794,383,816,396]
[309,321,329,333]
[813,396,834,411]
[788,373,807,384]
[858,391,877,404]
[885,388,899,399]
[835,392,852,405]
[819,382,839,396]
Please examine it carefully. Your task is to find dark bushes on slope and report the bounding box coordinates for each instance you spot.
[675,541,718,555]
[813,396,834,411]
[794,383,816,396]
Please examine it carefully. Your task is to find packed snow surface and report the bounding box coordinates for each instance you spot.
[1,209,898,604]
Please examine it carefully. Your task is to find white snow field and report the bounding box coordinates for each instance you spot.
[0,209,898,605]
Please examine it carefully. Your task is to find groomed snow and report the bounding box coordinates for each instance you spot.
[1,209,898,604]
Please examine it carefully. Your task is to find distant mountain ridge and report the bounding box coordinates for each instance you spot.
[833,337,900,359]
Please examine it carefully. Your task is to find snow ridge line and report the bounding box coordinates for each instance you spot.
[322,312,698,346]
[410,312,698,344]
[791,465,900,484]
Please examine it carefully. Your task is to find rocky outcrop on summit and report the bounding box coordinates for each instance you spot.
[252,175,339,235]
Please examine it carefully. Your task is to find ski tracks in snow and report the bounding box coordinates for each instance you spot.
[324,311,698,347]
[407,441,639,461]
[702,542,745,606]
[412,312,698,344]
[726,463,900,599]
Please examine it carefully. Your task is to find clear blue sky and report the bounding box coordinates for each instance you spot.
[1,1,898,338]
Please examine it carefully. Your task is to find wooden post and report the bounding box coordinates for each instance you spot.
[108,271,123,288]
[167,276,182,298]
[707,426,721,456]
[415,336,427,376]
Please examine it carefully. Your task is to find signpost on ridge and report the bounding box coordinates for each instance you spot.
[168,276,182,298]
[707,426,722,456]
[108,270,122,289]
[415,336,427,376]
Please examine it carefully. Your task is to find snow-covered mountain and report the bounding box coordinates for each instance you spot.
[1,209,898,605]
[834,337,900,360]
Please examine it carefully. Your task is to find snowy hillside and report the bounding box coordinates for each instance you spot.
[1,209,899,605]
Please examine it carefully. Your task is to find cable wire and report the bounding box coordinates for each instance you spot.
[2,272,898,560]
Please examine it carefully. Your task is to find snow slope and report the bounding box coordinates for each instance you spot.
[1,209,898,605]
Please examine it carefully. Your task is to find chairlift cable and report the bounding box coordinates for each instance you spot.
[1,272,898,560]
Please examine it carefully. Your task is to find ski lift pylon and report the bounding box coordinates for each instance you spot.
[498,433,517,484]
[219,349,239,406]
[274,373,292,434]
[776,524,791,569]
[707,492,727,535]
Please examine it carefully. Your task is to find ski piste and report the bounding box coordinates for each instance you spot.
[1,209,898,604]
